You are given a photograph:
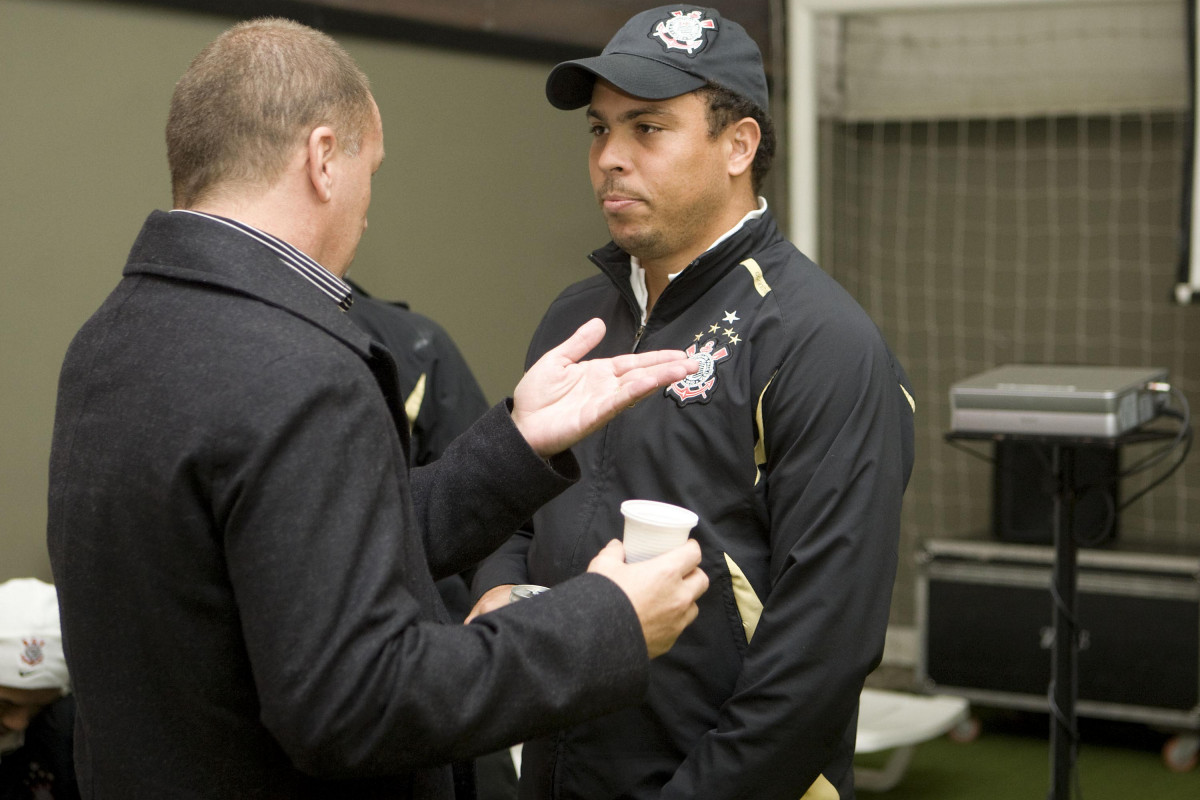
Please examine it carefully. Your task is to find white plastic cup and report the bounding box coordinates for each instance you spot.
[619,500,698,563]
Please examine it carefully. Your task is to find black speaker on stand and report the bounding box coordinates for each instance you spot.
[993,440,1120,546]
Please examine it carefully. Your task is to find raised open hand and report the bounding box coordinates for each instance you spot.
[512,318,698,457]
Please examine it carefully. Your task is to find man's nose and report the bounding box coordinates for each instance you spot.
[594,134,630,174]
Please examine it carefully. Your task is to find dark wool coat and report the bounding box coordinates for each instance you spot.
[47,211,649,800]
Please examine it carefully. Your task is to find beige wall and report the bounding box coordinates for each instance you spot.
[0,0,609,580]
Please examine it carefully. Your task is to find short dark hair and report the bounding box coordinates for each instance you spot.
[696,82,775,193]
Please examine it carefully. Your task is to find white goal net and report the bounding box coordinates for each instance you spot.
[787,0,1199,581]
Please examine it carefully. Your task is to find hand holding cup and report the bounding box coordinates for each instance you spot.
[620,500,698,562]
[586,539,708,658]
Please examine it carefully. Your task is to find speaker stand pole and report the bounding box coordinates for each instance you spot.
[1048,444,1078,800]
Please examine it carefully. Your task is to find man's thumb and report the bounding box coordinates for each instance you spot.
[600,538,625,560]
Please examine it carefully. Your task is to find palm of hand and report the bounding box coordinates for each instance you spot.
[510,319,694,457]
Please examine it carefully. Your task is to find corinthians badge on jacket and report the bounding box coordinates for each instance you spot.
[666,310,740,406]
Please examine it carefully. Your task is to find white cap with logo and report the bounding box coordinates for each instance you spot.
[0,578,69,692]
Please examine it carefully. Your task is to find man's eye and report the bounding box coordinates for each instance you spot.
[589,125,607,137]
[637,124,661,134]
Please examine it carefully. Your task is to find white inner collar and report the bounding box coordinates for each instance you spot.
[628,197,767,324]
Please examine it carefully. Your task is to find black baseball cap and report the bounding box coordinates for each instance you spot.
[546,6,768,113]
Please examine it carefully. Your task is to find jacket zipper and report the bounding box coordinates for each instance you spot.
[628,258,700,353]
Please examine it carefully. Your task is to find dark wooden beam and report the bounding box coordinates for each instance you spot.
[100,0,773,66]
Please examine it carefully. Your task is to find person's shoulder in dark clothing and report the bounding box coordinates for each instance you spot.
[0,695,79,800]
[345,280,490,468]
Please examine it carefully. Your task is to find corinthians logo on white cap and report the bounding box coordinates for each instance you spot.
[0,578,70,691]
[650,10,716,56]
[20,637,46,673]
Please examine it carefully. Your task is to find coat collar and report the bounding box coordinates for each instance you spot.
[124,210,375,360]
[123,210,412,452]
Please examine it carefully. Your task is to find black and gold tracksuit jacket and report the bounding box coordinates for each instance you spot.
[474,209,916,800]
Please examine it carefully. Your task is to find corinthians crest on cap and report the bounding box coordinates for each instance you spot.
[20,637,45,666]
[649,9,717,56]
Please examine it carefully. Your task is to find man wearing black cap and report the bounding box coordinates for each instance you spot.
[471,7,916,799]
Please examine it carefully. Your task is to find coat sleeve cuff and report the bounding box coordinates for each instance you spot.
[498,397,580,481]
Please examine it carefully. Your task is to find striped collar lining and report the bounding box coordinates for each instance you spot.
[169,209,353,310]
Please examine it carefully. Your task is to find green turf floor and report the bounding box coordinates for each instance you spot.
[854,709,1199,799]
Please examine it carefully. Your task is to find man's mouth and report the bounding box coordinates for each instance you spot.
[600,193,644,214]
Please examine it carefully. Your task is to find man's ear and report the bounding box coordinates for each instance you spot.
[727,117,761,180]
[306,126,338,203]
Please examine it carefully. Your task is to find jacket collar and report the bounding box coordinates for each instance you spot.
[588,208,784,327]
